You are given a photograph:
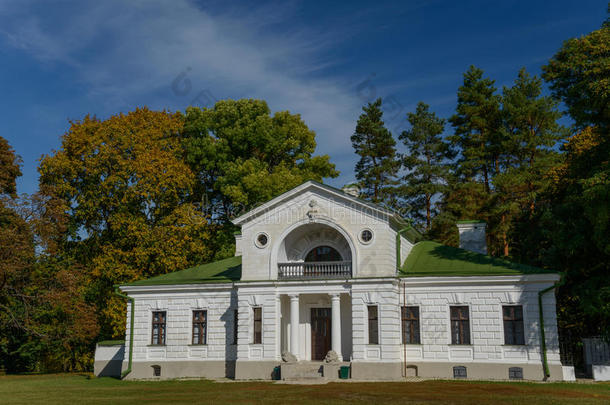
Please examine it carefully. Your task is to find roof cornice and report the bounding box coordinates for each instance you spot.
[230,180,400,226]
[400,273,560,287]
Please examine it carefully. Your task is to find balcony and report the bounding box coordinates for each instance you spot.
[278,261,352,280]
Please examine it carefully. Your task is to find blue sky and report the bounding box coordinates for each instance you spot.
[0,0,606,195]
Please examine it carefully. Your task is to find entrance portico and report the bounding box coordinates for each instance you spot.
[281,292,351,362]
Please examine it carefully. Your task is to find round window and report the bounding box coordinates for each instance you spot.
[256,233,268,248]
[360,229,373,244]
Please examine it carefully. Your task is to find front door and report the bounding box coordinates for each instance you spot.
[311,308,331,361]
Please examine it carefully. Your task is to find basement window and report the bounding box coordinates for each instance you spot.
[509,367,523,380]
[152,365,161,377]
[453,366,467,379]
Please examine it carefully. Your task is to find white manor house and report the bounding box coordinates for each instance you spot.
[96,181,570,381]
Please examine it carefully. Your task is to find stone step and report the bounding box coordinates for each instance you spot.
[280,362,350,380]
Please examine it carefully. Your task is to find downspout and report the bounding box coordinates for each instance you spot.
[114,286,135,379]
[538,273,565,381]
[403,280,407,378]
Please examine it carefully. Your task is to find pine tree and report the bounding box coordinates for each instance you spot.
[351,98,399,204]
[449,66,502,192]
[399,102,454,231]
[498,68,566,212]
[492,68,566,256]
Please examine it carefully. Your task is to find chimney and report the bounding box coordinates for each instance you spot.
[456,220,487,255]
[342,183,361,198]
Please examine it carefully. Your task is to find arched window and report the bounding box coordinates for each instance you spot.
[304,245,343,262]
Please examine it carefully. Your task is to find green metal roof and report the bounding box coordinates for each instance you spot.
[124,255,241,286]
[97,340,125,346]
[401,226,424,244]
[400,241,555,277]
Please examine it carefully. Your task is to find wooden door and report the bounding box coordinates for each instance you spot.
[311,308,331,361]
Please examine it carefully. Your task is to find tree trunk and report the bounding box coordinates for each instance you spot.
[528,152,535,215]
[501,214,509,257]
[426,193,431,231]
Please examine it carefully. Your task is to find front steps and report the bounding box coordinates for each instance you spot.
[280,362,350,381]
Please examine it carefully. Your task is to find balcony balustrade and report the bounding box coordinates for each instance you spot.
[277,261,352,279]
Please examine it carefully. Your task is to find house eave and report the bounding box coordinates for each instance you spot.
[230,180,398,226]
[400,273,560,287]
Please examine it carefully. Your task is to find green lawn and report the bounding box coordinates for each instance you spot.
[1,374,609,404]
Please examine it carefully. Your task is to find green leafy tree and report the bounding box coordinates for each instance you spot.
[0,136,22,196]
[351,98,399,203]
[1,136,97,372]
[525,14,610,338]
[399,102,454,230]
[183,99,338,226]
[542,21,610,131]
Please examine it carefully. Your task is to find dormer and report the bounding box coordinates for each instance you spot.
[231,181,417,281]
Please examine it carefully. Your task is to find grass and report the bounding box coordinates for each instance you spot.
[0,374,610,405]
[1,374,609,404]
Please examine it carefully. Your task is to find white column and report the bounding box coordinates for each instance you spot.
[331,293,342,359]
[289,294,300,359]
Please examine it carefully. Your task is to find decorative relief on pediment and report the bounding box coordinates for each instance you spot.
[306,199,319,220]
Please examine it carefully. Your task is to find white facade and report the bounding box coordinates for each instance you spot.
[116,181,564,381]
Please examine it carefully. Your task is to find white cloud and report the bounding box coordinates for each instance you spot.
[0,0,365,183]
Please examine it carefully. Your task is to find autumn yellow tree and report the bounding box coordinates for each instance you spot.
[39,108,215,337]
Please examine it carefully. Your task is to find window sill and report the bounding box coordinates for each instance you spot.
[402,343,422,346]
[448,344,473,346]
[188,344,207,347]
[502,344,527,347]
[147,344,166,347]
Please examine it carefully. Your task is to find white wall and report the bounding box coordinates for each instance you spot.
[235,287,280,362]
[351,281,401,362]
[122,275,560,372]
[238,188,405,280]
[123,288,236,364]
[398,278,560,366]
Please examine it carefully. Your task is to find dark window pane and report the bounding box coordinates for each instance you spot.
[509,367,523,379]
[453,366,467,378]
[192,310,207,345]
[152,311,166,345]
[503,305,525,345]
[368,306,378,344]
[450,306,469,344]
[401,306,420,344]
[304,246,343,262]
[233,309,238,345]
[253,307,262,344]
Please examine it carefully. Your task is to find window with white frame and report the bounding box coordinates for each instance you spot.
[192,310,207,345]
[253,307,262,344]
[503,305,525,345]
[450,306,470,345]
[151,311,166,345]
[401,306,420,344]
[368,305,379,344]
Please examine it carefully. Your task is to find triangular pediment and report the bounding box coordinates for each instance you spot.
[231,180,404,226]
